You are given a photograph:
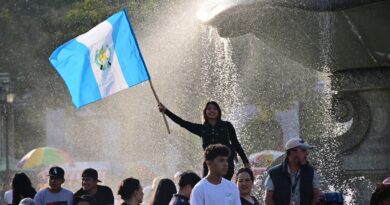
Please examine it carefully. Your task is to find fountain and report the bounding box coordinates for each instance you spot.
[1,0,389,204]
[197,0,390,203]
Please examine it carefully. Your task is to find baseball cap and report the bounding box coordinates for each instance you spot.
[285,138,313,150]
[48,166,65,178]
[82,168,102,182]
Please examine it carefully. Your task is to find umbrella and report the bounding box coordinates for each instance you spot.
[249,150,284,167]
[17,147,74,169]
[252,167,267,176]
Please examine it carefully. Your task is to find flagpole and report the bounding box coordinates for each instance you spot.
[149,80,171,134]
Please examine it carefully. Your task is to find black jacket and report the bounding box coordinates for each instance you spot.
[74,185,114,205]
[268,159,314,205]
[165,109,249,163]
[169,194,189,205]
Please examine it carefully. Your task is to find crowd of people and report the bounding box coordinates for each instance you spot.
[1,101,389,205]
[1,144,252,205]
[2,142,390,205]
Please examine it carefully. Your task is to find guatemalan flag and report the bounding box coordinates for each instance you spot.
[49,10,150,108]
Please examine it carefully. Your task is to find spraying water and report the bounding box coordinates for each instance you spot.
[2,0,387,204]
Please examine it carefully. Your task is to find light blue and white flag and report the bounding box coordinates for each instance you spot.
[50,10,150,108]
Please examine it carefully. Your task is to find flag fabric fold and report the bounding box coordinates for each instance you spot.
[50,10,150,108]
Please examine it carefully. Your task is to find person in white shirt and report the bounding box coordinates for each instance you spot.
[34,166,73,205]
[190,144,241,205]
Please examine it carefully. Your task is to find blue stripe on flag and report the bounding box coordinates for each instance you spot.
[108,10,150,87]
[49,39,102,108]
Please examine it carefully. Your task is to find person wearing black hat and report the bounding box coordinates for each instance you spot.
[73,168,114,205]
[34,166,73,205]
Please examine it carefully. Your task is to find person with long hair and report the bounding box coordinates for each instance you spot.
[11,172,36,205]
[149,178,176,205]
[158,101,250,180]
[118,178,144,205]
[370,178,390,205]
[235,168,259,205]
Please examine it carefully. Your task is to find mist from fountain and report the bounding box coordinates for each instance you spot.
[3,0,380,204]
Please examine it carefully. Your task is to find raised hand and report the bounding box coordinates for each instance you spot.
[158,102,167,113]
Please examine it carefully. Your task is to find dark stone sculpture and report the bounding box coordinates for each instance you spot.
[198,0,390,184]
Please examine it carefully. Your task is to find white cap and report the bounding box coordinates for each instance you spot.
[285,138,313,150]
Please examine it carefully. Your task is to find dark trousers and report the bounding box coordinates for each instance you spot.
[202,158,235,180]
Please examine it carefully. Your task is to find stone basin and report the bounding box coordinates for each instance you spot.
[197,0,390,72]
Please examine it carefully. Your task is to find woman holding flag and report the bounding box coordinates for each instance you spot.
[158,101,250,180]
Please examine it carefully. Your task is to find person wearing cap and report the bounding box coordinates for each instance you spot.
[264,138,320,205]
[73,168,114,205]
[33,166,73,205]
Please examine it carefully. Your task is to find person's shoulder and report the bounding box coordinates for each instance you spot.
[170,195,190,205]
[98,185,113,191]
[34,188,46,198]
[195,178,207,186]
[222,178,238,189]
[268,163,283,173]
[192,178,207,190]
[223,121,234,127]
[301,163,315,176]
[36,187,49,195]
[97,185,114,194]
[60,187,73,195]
[73,188,85,196]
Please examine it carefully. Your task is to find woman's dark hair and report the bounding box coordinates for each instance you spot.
[178,171,201,189]
[370,184,390,205]
[235,168,254,182]
[118,178,141,200]
[149,178,177,205]
[203,101,222,122]
[12,172,36,205]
